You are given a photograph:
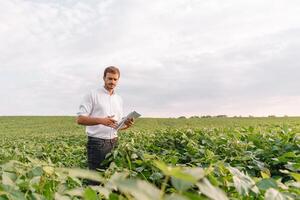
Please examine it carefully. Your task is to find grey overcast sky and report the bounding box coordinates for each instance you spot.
[1,0,300,117]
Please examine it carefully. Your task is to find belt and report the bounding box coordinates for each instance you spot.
[102,137,118,143]
[88,136,118,143]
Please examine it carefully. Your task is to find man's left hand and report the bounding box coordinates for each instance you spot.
[124,118,134,128]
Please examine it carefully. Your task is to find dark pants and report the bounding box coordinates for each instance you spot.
[87,136,118,170]
[87,136,118,185]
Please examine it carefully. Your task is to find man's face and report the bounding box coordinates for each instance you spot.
[103,72,119,91]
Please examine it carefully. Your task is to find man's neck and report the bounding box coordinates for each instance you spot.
[104,86,114,95]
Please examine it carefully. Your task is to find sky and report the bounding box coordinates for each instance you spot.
[1,0,300,117]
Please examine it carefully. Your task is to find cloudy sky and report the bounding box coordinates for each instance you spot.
[1,0,300,117]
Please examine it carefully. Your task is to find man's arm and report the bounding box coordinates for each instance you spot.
[76,115,118,129]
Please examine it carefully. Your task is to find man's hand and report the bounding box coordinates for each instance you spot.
[76,115,118,128]
[102,115,118,129]
[124,118,134,129]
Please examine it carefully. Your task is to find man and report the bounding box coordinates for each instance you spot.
[76,66,133,176]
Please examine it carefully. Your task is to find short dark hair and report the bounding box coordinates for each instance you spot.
[103,66,120,78]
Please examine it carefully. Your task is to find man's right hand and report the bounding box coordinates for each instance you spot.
[101,115,118,129]
[76,115,118,128]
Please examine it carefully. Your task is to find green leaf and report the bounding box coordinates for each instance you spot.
[83,187,99,200]
[114,179,160,200]
[91,186,111,199]
[58,168,104,183]
[171,168,205,191]
[149,172,163,181]
[131,153,138,159]
[0,185,26,200]
[281,124,290,134]
[106,172,128,191]
[261,171,271,179]
[54,193,72,200]
[182,192,207,200]
[284,162,300,172]
[196,178,229,200]
[2,172,16,186]
[184,168,205,180]
[290,172,300,181]
[153,160,171,175]
[265,188,287,200]
[43,166,54,176]
[277,152,297,162]
[153,161,199,183]
[228,167,259,196]
[165,193,189,200]
[65,188,84,197]
[8,191,26,200]
[143,153,156,160]
[171,177,193,192]
[256,179,278,191]
[109,193,120,200]
[28,167,43,178]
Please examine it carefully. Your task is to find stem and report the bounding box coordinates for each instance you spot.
[160,175,170,200]
[126,153,132,170]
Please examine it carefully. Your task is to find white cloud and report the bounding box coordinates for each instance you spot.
[0,0,300,116]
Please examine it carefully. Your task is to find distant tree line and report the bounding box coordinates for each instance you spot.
[177,115,286,119]
[178,115,229,119]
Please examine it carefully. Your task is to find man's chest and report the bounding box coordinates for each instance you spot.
[92,95,122,116]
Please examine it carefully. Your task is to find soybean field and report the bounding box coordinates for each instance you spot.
[0,116,300,200]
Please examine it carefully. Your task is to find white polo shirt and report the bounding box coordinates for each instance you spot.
[77,87,123,139]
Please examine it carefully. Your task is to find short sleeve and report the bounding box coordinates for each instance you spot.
[77,92,94,116]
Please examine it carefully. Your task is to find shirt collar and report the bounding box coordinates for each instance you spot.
[101,86,115,95]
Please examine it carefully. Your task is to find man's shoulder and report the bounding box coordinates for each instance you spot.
[90,89,100,95]
[114,93,123,101]
[82,89,100,99]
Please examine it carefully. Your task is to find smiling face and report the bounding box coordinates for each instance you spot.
[103,72,119,93]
